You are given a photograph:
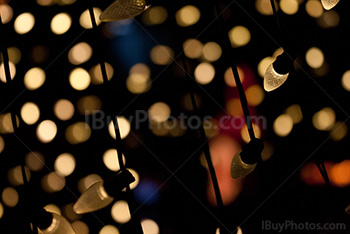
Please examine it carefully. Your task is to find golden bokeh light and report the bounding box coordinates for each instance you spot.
[72,221,89,234]
[79,8,102,29]
[2,187,19,207]
[226,98,243,116]
[54,99,74,121]
[246,85,265,106]
[20,102,40,125]
[14,12,35,34]
[305,0,324,18]
[7,166,31,186]
[44,204,61,215]
[8,47,22,64]
[228,26,251,48]
[69,68,91,91]
[0,61,16,82]
[68,42,93,65]
[0,113,19,134]
[312,107,336,131]
[36,120,57,143]
[142,6,168,25]
[54,153,76,176]
[202,42,222,62]
[0,4,13,24]
[103,149,126,172]
[141,219,160,234]
[194,62,215,85]
[77,95,102,115]
[77,174,103,193]
[25,152,45,172]
[175,5,201,27]
[111,200,131,223]
[280,0,299,15]
[0,202,4,219]
[109,117,131,140]
[99,225,120,234]
[24,67,46,90]
[130,63,151,77]
[329,160,350,187]
[341,70,350,91]
[148,102,171,123]
[285,104,303,124]
[255,0,273,15]
[224,67,244,87]
[63,203,81,221]
[241,123,261,143]
[150,45,174,65]
[128,169,139,190]
[320,10,340,28]
[65,122,91,144]
[126,73,152,94]
[258,56,274,78]
[0,136,4,154]
[261,141,274,161]
[305,47,324,69]
[90,63,114,84]
[50,12,72,35]
[329,121,347,141]
[41,172,66,193]
[183,39,203,59]
[37,0,55,6]
[273,114,293,137]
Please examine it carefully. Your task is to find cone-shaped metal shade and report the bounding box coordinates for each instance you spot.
[40,213,75,234]
[231,152,257,178]
[73,181,114,214]
[100,0,149,22]
[321,0,340,10]
[263,63,289,92]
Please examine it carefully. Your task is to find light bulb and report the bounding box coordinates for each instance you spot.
[321,0,340,10]
[264,52,291,92]
[38,212,75,234]
[73,170,135,214]
[73,181,114,214]
[100,0,151,22]
[231,138,264,178]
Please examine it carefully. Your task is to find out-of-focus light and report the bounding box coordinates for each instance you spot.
[25,152,45,172]
[62,203,81,222]
[99,225,119,234]
[280,0,299,15]
[38,212,75,234]
[21,102,40,125]
[261,141,274,161]
[31,45,49,64]
[100,0,149,21]
[255,0,273,15]
[65,122,91,144]
[77,174,102,193]
[183,39,203,59]
[228,26,251,48]
[108,117,131,139]
[0,113,19,134]
[321,0,340,10]
[68,42,92,65]
[51,13,72,35]
[246,85,264,106]
[37,0,55,6]
[264,53,291,92]
[80,8,102,29]
[175,5,201,27]
[300,162,332,185]
[37,120,57,143]
[224,67,244,87]
[54,99,74,121]
[320,10,340,28]
[69,68,91,91]
[126,73,151,94]
[0,61,16,82]
[216,226,243,234]
[14,12,35,34]
[258,57,274,78]
[141,219,160,234]
[329,160,350,187]
[0,136,4,154]
[285,104,303,124]
[8,47,21,64]
[103,149,126,172]
[44,204,61,215]
[150,45,174,65]
[0,202,4,219]
[312,107,335,131]
[142,6,168,25]
[194,62,215,85]
[54,153,76,176]
[90,63,114,84]
[2,187,19,207]
[148,102,171,123]
[241,123,261,143]
[329,121,347,141]
[128,169,139,189]
[111,200,131,223]
[0,4,13,24]
[306,0,324,18]
[135,180,159,204]
[7,166,31,186]
[341,70,350,91]
[71,221,89,234]
[77,95,102,115]
[273,114,293,137]
[203,42,222,62]
[41,172,66,193]
[24,67,46,90]
[306,47,324,69]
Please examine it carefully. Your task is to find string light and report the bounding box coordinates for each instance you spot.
[321,0,340,10]
[100,0,151,22]
[263,52,291,92]
[37,209,75,234]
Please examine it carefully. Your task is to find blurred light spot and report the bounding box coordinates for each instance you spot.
[246,85,264,106]
[285,104,303,124]
[183,39,203,59]
[150,45,174,65]
[148,102,171,123]
[65,122,91,144]
[150,122,169,136]
[300,162,331,185]
[318,10,340,28]
[30,45,49,64]
[130,63,151,76]
[111,201,131,223]
[216,227,243,234]
[126,73,151,94]
[203,42,222,62]
[109,117,131,139]
[8,47,21,64]
[129,169,139,190]
[228,26,251,47]
[63,203,82,221]
[280,0,299,15]
[21,102,40,125]
[341,70,350,91]
[2,187,18,207]
[224,67,244,87]
[0,113,19,134]
[78,174,102,193]
[103,149,126,171]
[14,12,35,34]
[306,0,323,18]
[261,141,274,161]
[330,121,347,141]
[36,120,57,143]
[77,95,102,115]
[181,93,202,111]
[80,8,102,29]
[226,98,243,116]
[312,107,335,131]
[255,0,273,15]
[258,57,274,78]
[176,5,200,27]
[7,166,31,186]
[99,225,120,234]
[58,0,77,5]
[241,123,261,143]
[0,61,16,82]
[0,202,4,219]
[51,13,72,35]
[44,204,61,215]
[168,119,187,137]
[203,118,219,138]
[69,68,91,90]
[141,219,160,234]
[54,99,74,121]
[329,160,350,187]
[37,0,55,6]
[42,172,66,193]
[306,47,324,69]
[90,63,114,84]
[135,180,159,205]
[25,152,45,172]
[0,136,4,154]
[273,48,284,59]
[273,114,293,137]
[54,153,76,176]
[194,62,215,85]
[72,221,89,234]
[24,67,46,90]
[142,6,168,25]
[0,4,13,23]
[68,42,92,65]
